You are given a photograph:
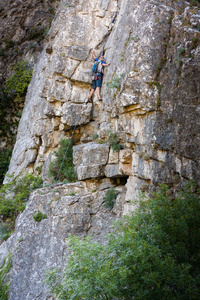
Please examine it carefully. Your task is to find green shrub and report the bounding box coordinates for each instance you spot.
[5,40,15,49]
[4,61,32,99]
[45,182,200,300]
[107,73,125,89]
[0,174,42,240]
[178,47,185,54]
[0,48,6,56]
[0,149,12,185]
[107,131,122,152]
[33,211,47,222]
[30,43,37,49]
[0,222,13,241]
[48,7,55,14]
[104,187,119,208]
[0,87,15,145]
[129,36,137,41]
[92,133,99,140]
[0,254,12,300]
[28,26,49,41]
[190,0,200,8]
[48,138,77,183]
[191,36,199,49]
[120,52,124,61]
[0,61,32,146]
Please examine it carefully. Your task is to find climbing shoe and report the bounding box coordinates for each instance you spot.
[86,98,92,104]
[98,98,103,101]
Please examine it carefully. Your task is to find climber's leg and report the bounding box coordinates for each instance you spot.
[96,87,102,100]
[96,74,103,100]
[88,88,95,100]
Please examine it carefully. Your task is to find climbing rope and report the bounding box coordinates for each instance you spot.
[10,2,120,298]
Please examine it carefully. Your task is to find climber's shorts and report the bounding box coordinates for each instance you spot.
[92,73,103,89]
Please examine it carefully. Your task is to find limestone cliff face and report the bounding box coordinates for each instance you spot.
[1,0,200,299]
[5,0,200,198]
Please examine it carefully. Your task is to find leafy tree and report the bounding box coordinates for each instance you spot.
[0,149,12,185]
[104,187,119,209]
[48,138,77,183]
[0,174,42,241]
[4,61,32,99]
[0,61,32,146]
[45,182,200,299]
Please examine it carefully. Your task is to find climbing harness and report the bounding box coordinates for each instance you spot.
[10,2,120,298]
[95,73,103,81]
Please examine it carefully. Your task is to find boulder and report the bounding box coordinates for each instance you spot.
[119,149,133,164]
[105,164,123,178]
[82,143,109,166]
[108,148,119,164]
[77,164,104,180]
[61,103,92,127]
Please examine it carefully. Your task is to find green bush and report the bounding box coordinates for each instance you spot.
[190,0,200,8]
[104,187,119,208]
[0,88,11,139]
[92,133,99,140]
[0,48,6,56]
[0,174,42,240]
[0,61,32,146]
[0,222,13,241]
[45,182,200,299]
[48,138,77,183]
[5,40,15,49]
[107,73,125,89]
[4,61,32,99]
[33,211,47,222]
[107,131,122,152]
[0,149,12,185]
[28,26,48,41]
[0,254,12,300]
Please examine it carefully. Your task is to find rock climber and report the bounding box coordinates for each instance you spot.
[87,49,110,103]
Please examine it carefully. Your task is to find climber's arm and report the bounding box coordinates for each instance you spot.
[91,49,97,60]
[102,62,111,67]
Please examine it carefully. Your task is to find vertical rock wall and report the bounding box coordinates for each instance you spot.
[5,0,118,180]
[5,0,200,192]
[1,0,200,298]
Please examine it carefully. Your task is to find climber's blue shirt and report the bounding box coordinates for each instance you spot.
[94,58,106,64]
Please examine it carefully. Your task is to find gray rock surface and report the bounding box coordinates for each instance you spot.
[0,181,125,300]
[77,164,105,180]
[105,164,123,178]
